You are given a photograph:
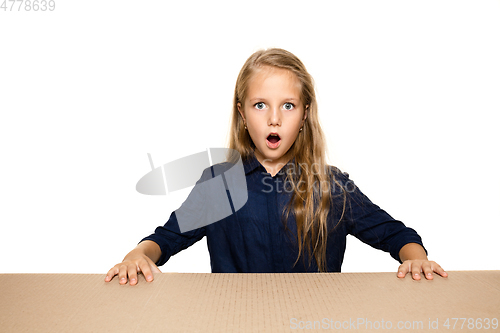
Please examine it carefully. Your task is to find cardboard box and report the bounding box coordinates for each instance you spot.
[1,271,499,332]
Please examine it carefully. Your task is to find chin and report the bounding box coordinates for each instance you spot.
[266,153,286,162]
[257,147,288,161]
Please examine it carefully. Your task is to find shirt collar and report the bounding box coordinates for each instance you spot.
[242,153,262,175]
[242,152,296,177]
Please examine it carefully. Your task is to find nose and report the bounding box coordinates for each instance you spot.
[268,106,281,127]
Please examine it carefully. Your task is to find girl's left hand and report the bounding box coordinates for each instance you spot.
[397,260,448,280]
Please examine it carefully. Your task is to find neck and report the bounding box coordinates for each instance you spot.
[254,150,293,177]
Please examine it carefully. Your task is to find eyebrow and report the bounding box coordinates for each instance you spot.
[249,98,300,102]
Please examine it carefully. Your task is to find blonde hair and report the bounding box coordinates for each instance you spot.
[226,48,346,272]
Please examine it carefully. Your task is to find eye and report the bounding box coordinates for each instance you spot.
[254,102,266,110]
[283,102,295,110]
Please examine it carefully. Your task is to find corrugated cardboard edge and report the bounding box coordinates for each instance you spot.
[0,271,498,332]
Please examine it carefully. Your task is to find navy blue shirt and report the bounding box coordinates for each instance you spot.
[141,154,426,273]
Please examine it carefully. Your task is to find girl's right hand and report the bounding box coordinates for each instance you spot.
[105,251,162,285]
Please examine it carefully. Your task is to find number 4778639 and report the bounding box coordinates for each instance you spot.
[1,0,56,11]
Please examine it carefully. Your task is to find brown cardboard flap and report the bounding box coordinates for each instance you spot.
[1,271,499,332]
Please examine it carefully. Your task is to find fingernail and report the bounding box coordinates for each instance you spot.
[147,275,152,281]
[398,272,404,276]
[131,278,136,283]
[427,273,432,276]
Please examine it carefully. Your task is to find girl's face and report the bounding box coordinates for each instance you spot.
[237,66,307,172]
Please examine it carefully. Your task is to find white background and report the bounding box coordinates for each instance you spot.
[1,0,498,274]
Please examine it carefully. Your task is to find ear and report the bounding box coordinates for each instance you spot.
[237,102,246,122]
[302,104,309,124]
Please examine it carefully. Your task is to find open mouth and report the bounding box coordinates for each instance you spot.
[266,133,281,148]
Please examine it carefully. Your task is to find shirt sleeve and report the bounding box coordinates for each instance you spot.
[335,170,428,263]
[140,211,207,267]
[138,166,216,267]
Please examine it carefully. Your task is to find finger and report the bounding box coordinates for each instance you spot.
[431,262,448,277]
[397,261,411,278]
[421,262,434,280]
[118,264,129,285]
[411,262,422,280]
[128,263,138,285]
[105,266,119,282]
[151,262,162,273]
[138,259,154,282]
[146,257,162,273]
[145,257,162,278]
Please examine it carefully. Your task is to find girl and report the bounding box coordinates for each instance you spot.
[105,48,447,285]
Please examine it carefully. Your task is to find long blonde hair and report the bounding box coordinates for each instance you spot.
[226,48,346,272]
